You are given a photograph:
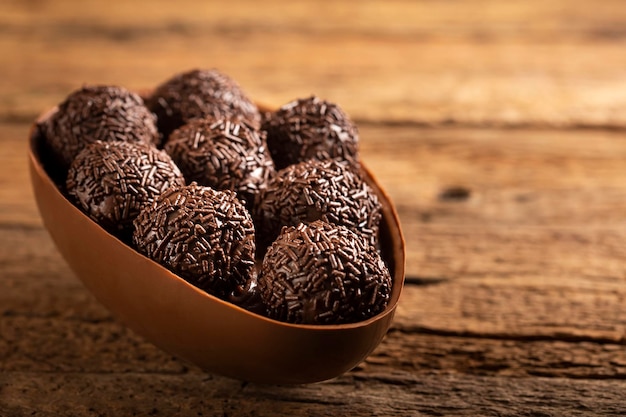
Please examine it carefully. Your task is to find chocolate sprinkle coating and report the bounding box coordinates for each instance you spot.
[253,159,381,253]
[41,85,159,170]
[146,69,261,140]
[258,221,392,324]
[132,183,256,299]
[164,117,275,208]
[262,96,359,170]
[66,140,185,238]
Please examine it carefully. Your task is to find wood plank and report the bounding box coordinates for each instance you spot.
[2,1,626,127]
[361,125,626,226]
[367,332,626,379]
[4,1,626,414]
[2,371,625,416]
[400,224,626,286]
[396,267,626,343]
[3,310,625,379]
[0,315,185,374]
[0,123,40,226]
[4,0,626,38]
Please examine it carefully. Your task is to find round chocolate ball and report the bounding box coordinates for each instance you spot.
[146,68,261,140]
[164,117,275,208]
[262,96,359,170]
[132,183,256,299]
[66,140,185,238]
[41,85,159,170]
[258,220,392,324]
[253,159,381,252]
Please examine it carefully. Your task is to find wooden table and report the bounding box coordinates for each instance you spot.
[2,1,626,415]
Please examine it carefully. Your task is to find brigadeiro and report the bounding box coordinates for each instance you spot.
[253,159,382,253]
[132,183,256,300]
[261,96,359,170]
[40,85,159,170]
[258,220,392,325]
[66,140,185,239]
[164,117,275,209]
[146,69,261,141]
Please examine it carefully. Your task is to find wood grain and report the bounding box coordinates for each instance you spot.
[3,0,626,127]
[3,0,626,414]
[3,371,626,416]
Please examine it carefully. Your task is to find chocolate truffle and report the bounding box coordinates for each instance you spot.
[258,221,392,324]
[253,159,381,252]
[132,183,256,299]
[262,96,359,170]
[146,69,261,140]
[40,85,159,170]
[66,140,185,238]
[164,117,275,208]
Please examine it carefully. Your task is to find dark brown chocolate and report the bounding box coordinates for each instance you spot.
[40,85,159,170]
[146,69,261,141]
[164,117,275,209]
[132,183,256,299]
[262,96,359,170]
[66,140,185,238]
[227,274,267,316]
[253,159,381,253]
[258,220,392,324]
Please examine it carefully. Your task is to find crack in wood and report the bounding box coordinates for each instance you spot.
[390,326,626,345]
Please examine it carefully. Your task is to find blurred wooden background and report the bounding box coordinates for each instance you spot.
[2,0,626,415]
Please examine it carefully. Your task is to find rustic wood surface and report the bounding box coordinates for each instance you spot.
[2,0,626,415]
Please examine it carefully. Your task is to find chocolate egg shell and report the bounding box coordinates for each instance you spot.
[146,69,261,141]
[39,85,159,170]
[29,101,405,385]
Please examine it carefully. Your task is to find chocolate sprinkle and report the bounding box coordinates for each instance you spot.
[146,69,261,141]
[40,85,159,170]
[132,183,256,299]
[66,140,185,238]
[164,117,275,208]
[253,159,382,253]
[258,221,392,324]
[262,96,359,170]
